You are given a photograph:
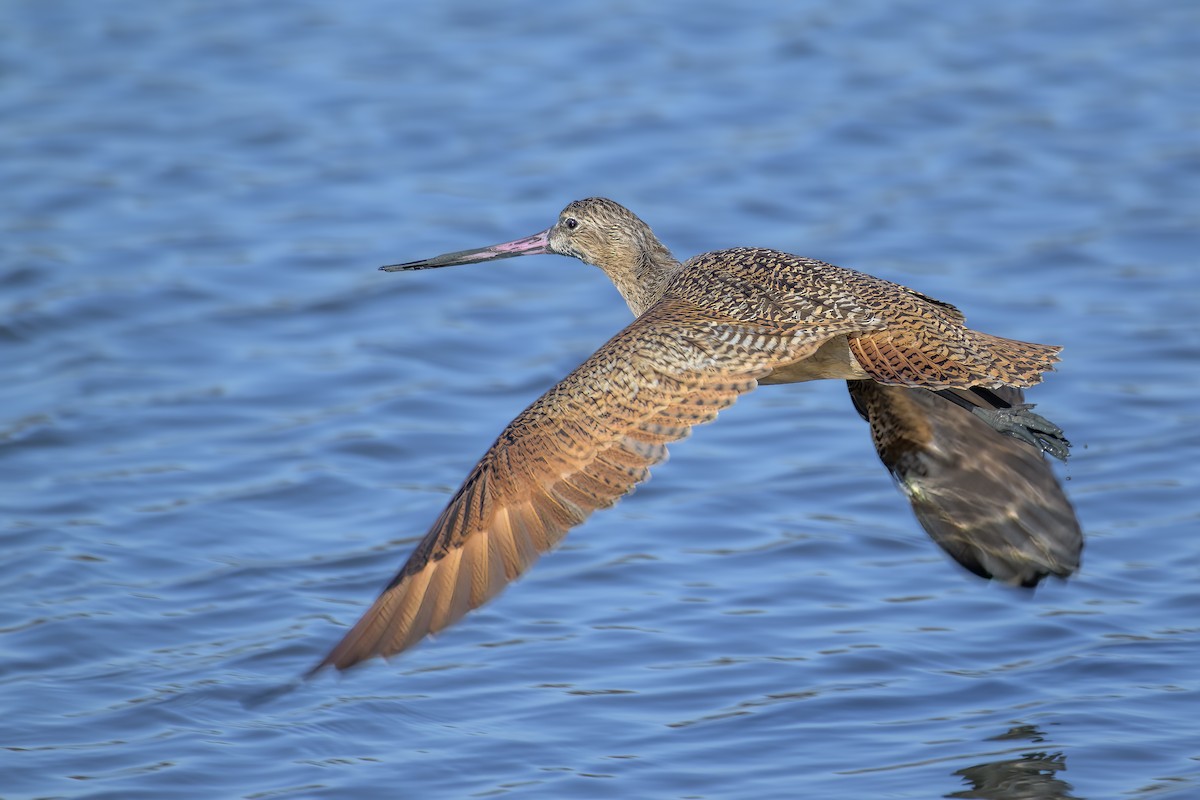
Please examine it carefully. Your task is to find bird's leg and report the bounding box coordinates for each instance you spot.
[933,389,1071,462]
[972,404,1071,462]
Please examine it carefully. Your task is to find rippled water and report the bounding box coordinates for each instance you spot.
[3,2,1198,798]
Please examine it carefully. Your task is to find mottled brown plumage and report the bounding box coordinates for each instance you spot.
[308,197,1077,676]
[848,382,1082,586]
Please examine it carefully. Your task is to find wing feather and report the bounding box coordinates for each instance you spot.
[310,298,841,673]
[847,381,1082,586]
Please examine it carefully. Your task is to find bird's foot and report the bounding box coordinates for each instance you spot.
[971,404,1071,461]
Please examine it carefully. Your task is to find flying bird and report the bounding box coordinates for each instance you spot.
[308,198,1081,676]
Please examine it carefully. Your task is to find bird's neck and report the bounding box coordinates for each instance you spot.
[604,232,682,317]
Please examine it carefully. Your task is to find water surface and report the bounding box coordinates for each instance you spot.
[2,2,1198,798]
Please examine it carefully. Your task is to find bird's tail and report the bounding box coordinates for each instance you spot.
[850,329,1061,390]
[964,331,1061,388]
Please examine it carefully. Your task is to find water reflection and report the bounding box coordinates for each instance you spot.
[947,725,1078,800]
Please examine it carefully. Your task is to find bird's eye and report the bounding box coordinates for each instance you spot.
[564,217,578,230]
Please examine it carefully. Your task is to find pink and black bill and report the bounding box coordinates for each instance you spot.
[381,229,553,272]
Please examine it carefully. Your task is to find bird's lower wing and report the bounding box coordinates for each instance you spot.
[310,299,839,674]
[847,381,1082,586]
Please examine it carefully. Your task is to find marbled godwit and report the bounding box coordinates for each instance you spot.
[309,198,1079,676]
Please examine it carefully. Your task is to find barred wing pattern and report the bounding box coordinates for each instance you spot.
[312,298,858,673]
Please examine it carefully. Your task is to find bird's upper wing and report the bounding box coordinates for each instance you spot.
[312,297,861,674]
[847,381,1082,586]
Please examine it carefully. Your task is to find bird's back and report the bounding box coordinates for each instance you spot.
[666,247,1060,390]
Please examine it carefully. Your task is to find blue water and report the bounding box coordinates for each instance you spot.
[3,2,1198,797]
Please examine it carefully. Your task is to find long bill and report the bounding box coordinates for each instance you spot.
[380,229,553,272]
